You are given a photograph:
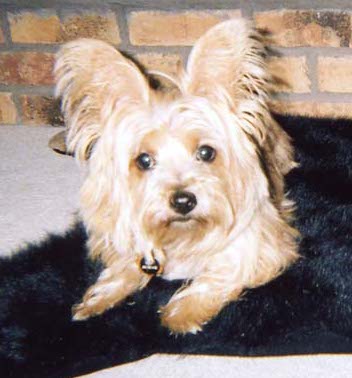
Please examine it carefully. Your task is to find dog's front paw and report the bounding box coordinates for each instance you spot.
[72,302,97,321]
[72,264,151,321]
[72,283,118,321]
[160,296,207,335]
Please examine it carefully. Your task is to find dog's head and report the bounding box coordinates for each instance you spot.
[55,19,295,259]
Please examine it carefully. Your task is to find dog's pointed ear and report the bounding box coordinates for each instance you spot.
[185,19,296,204]
[184,19,270,142]
[55,39,149,161]
[185,18,269,104]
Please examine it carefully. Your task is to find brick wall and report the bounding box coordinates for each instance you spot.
[0,0,352,126]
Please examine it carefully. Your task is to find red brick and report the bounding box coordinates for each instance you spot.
[255,10,351,47]
[0,52,54,85]
[0,93,17,124]
[8,10,61,43]
[269,57,310,93]
[136,53,183,88]
[270,100,352,118]
[129,10,241,46]
[318,57,352,93]
[60,11,120,44]
[8,10,120,45]
[20,95,63,125]
[137,53,182,75]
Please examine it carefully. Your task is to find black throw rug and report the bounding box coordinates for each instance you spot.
[1,115,352,378]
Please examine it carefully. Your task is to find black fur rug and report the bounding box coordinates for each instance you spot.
[1,115,352,378]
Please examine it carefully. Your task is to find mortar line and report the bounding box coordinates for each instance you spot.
[272,46,352,56]
[241,0,254,19]
[0,84,54,94]
[306,50,318,97]
[0,7,12,48]
[1,0,352,10]
[274,92,352,102]
[113,4,131,52]
[11,92,23,124]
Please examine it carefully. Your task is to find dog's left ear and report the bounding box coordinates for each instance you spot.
[184,19,270,143]
[55,39,149,161]
[185,19,296,206]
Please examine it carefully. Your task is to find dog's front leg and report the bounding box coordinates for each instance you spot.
[73,255,151,321]
[160,268,242,335]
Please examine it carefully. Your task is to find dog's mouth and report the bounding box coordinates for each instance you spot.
[166,216,205,227]
[168,217,193,224]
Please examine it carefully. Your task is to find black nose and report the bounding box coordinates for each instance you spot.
[170,191,197,215]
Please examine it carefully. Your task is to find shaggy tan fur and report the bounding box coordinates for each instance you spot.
[55,19,299,334]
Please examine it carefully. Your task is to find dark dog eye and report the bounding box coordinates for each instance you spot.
[136,152,155,170]
[196,145,216,163]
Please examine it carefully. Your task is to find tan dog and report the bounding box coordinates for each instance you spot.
[55,19,299,334]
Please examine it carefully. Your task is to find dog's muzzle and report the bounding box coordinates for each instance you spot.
[170,190,197,215]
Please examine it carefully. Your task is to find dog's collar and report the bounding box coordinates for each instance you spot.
[140,257,160,275]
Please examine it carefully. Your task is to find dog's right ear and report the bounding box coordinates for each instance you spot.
[55,39,149,161]
[183,19,270,145]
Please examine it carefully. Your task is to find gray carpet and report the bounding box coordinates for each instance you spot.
[1,125,351,378]
[0,126,81,255]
